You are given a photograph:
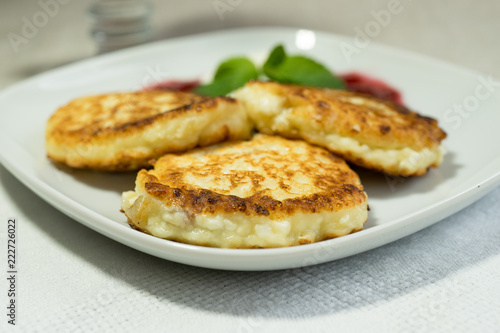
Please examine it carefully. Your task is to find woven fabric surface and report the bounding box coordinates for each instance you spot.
[1,165,499,332]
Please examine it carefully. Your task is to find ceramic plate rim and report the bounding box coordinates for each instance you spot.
[1,27,500,271]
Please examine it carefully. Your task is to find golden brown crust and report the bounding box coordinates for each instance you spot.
[141,172,365,216]
[249,81,447,151]
[46,91,205,145]
[136,134,367,217]
[45,91,252,171]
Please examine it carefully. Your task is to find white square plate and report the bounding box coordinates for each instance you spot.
[1,27,499,270]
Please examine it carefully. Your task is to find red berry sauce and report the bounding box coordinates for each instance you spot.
[143,79,201,92]
[340,72,403,105]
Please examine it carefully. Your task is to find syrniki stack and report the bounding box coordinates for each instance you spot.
[121,134,368,248]
[233,81,447,176]
[46,90,252,171]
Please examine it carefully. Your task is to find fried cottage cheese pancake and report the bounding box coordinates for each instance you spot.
[233,81,447,176]
[46,91,252,171]
[121,134,368,248]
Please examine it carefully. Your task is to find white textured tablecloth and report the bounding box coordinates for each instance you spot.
[1,1,499,332]
[1,165,499,332]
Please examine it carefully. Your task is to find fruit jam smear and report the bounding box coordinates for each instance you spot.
[143,79,201,92]
[340,72,403,105]
[144,73,404,105]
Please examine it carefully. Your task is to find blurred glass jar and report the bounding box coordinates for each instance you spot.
[89,0,153,53]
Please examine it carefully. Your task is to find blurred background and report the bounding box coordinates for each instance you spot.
[1,0,499,89]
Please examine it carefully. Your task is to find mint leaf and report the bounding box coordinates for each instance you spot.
[263,45,345,89]
[264,44,286,70]
[195,45,345,96]
[195,57,259,96]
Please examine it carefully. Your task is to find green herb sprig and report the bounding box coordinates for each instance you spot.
[194,45,344,96]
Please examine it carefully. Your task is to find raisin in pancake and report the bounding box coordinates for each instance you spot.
[233,81,447,176]
[121,134,368,248]
[46,90,252,171]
